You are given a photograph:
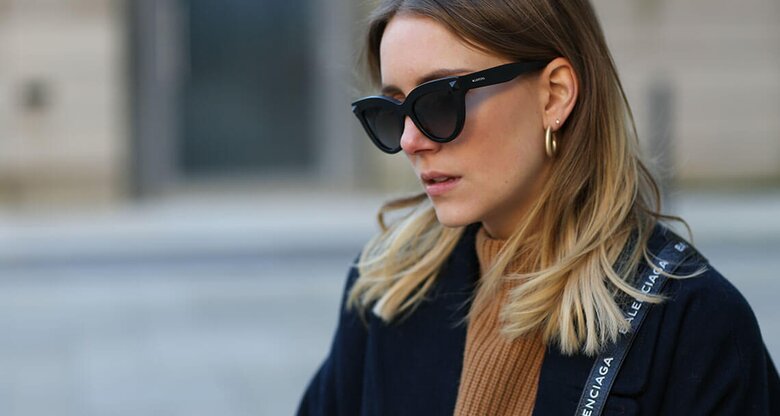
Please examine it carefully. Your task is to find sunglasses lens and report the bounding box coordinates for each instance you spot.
[414,89,459,139]
[364,106,403,151]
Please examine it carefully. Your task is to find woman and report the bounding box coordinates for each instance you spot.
[298,0,780,414]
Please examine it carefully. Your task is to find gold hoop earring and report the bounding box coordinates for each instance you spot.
[545,126,558,158]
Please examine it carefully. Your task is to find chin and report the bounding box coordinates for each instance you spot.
[431,203,479,228]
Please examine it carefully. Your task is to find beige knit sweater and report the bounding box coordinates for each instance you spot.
[453,226,545,416]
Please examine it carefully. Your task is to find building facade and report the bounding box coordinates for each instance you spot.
[0,0,777,206]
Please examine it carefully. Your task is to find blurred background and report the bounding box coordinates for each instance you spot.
[0,0,778,415]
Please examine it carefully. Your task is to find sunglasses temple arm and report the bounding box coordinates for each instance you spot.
[459,61,550,91]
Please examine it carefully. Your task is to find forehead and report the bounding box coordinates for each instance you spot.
[379,14,502,93]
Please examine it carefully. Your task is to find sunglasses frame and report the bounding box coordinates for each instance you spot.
[351,60,552,154]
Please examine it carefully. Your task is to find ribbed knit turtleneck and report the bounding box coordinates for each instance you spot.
[453,226,545,416]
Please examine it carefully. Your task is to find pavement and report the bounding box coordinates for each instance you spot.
[0,190,386,267]
[1,187,779,264]
[0,187,778,416]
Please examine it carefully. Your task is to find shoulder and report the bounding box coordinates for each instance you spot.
[648,223,760,339]
[632,224,780,413]
[665,265,760,343]
[638,222,770,387]
[643,224,770,382]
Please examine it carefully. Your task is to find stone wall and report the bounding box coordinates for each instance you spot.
[0,0,776,207]
[0,0,126,206]
[593,0,780,183]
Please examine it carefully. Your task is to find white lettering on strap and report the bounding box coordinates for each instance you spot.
[584,356,614,406]
[577,241,690,415]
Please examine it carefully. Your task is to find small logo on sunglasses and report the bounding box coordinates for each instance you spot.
[471,77,485,83]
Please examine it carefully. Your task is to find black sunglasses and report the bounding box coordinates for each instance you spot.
[351,60,551,154]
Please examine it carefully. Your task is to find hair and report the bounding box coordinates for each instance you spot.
[346,0,701,356]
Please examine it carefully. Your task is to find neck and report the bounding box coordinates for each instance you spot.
[480,163,552,240]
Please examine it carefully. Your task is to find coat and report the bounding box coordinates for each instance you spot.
[297,222,780,415]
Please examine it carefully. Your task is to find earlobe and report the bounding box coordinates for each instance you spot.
[541,57,579,130]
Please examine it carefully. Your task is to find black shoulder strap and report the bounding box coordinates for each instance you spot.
[574,237,698,416]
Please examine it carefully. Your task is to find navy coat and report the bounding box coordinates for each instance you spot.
[298,223,780,415]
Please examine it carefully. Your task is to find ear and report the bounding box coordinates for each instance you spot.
[539,57,578,131]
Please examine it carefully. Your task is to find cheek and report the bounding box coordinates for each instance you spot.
[457,93,549,226]
[479,137,544,200]
[461,87,544,174]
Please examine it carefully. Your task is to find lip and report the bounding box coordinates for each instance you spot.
[421,171,461,197]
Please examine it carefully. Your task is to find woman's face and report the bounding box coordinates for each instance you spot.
[379,14,552,239]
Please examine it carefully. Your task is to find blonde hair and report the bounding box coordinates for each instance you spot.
[347,0,699,356]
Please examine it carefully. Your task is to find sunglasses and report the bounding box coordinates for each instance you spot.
[351,60,551,154]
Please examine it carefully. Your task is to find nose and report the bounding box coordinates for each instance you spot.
[400,116,440,155]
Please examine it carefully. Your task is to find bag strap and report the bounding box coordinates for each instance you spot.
[574,237,698,416]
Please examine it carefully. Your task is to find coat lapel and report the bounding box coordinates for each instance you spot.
[364,223,480,415]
